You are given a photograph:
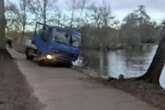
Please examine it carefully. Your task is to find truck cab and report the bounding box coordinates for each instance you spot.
[25,22,81,66]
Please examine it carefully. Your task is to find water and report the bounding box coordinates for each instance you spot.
[84,44,158,79]
[74,44,165,88]
[160,65,165,89]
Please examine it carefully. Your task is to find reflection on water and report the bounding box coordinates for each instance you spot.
[85,44,158,79]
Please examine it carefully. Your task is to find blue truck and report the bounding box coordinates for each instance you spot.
[25,22,81,66]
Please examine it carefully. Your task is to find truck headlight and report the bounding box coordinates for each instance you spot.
[46,54,53,60]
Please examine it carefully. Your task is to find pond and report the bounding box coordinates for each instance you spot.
[81,44,158,79]
[75,44,165,88]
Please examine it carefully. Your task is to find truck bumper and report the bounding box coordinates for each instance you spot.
[34,53,72,67]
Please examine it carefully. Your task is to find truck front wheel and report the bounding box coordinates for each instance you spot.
[25,48,34,60]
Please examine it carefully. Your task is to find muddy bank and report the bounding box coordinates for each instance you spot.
[106,80,165,110]
[0,49,43,110]
[91,77,165,110]
[74,66,165,110]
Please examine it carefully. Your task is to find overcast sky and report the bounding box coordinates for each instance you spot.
[56,0,165,23]
[110,0,165,23]
[11,0,165,23]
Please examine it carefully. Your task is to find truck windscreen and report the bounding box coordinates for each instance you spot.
[52,28,69,45]
[51,28,81,47]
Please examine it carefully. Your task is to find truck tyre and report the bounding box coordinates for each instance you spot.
[66,61,72,67]
[26,55,33,60]
[25,48,34,60]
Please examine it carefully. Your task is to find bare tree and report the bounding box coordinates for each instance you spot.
[100,0,113,27]
[43,0,47,25]
[27,0,58,25]
[79,0,87,17]
[77,0,87,26]
[20,0,27,39]
[87,0,114,48]
[88,0,113,28]
[27,0,47,24]
[46,7,64,26]
[0,0,6,49]
[88,4,101,28]
[6,1,21,32]
[69,0,76,27]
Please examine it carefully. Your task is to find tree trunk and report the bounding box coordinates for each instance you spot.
[22,22,25,39]
[43,0,47,25]
[70,8,74,28]
[0,0,6,49]
[22,0,26,41]
[139,31,165,84]
[70,0,76,28]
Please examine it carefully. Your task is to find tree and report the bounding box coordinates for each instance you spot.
[69,0,77,27]
[64,0,88,27]
[100,0,114,27]
[135,5,150,24]
[120,13,141,47]
[46,7,65,26]
[43,0,47,25]
[20,0,27,39]
[0,0,6,49]
[120,5,157,47]
[6,1,21,32]
[27,0,48,24]
[76,0,87,27]
[135,5,157,43]
[87,0,114,48]
[89,0,114,28]
[27,0,58,26]
[88,4,101,28]
[139,25,165,84]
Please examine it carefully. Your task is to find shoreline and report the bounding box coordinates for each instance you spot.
[73,65,165,110]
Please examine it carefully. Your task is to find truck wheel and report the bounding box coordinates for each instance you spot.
[67,63,73,68]
[63,61,72,68]
[26,55,33,60]
[26,48,34,60]
[38,62,45,66]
